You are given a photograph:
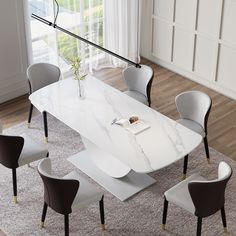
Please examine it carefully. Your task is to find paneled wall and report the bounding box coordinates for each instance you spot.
[0,0,29,103]
[141,0,236,100]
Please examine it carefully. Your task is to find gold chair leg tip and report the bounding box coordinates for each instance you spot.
[44,137,48,143]
[224,227,229,234]
[101,224,106,230]
[13,196,18,204]
[161,224,166,230]
[207,158,211,164]
[27,123,30,128]
[27,163,31,168]
[40,222,44,229]
[182,174,186,180]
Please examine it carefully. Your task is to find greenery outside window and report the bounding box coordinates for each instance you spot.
[29,0,104,75]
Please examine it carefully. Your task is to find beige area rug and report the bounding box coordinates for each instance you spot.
[0,114,236,236]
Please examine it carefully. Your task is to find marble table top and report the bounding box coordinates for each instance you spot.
[29,76,202,173]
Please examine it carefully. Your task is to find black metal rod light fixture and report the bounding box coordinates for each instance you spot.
[31,0,141,68]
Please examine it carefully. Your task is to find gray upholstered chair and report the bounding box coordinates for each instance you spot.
[162,161,232,236]
[175,91,212,178]
[123,64,154,107]
[27,63,61,142]
[38,158,105,236]
[0,132,48,203]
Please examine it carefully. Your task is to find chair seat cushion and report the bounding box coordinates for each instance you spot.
[164,173,206,214]
[177,119,205,137]
[18,134,48,166]
[124,90,149,106]
[63,170,104,210]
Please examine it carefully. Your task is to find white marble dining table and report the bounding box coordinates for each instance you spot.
[29,75,202,201]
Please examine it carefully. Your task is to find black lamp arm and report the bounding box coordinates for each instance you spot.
[31,13,141,68]
[53,0,59,25]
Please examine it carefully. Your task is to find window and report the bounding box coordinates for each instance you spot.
[28,0,104,75]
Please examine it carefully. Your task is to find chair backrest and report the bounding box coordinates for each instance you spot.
[38,158,79,215]
[123,64,154,102]
[175,91,212,132]
[0,135,24,168]
[188,161,232,218]
[27,63,61,93]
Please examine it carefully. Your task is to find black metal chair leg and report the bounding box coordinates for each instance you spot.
[99,195,105,230]
[203,136,210,164]
[162,198,169,230]
[43,111,48,142]
[27,104,34,128]
[183,155,189,180]
[40,202,48,229]
[197,217,202,236]
[64,214,69,236]
[221,206,228,233]
[12,168,17,203]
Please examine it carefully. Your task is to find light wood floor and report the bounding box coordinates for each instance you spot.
[0,58,236,235]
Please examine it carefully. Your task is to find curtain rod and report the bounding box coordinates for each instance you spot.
[31,13,141,68]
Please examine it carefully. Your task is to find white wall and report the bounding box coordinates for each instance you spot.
[141,0,236,100]
[0,0,29,103]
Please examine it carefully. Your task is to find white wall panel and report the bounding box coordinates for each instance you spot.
[221,0,236,43]
[0,0,28,103]
[142,0,236,99]
[197,0,221,37]
[152,19,172,62]
[153,0,174,21]
[175,0,197,30]
[173,28,194,71]
[194,36,217,80]
[217,45,236,92]
[0,1,22,80]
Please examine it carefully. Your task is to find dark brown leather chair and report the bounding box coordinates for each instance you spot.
[0,133,48,203]
[162,161,232,236]
[38,158,105,236]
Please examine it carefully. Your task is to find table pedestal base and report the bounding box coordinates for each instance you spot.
[68,151,156,201]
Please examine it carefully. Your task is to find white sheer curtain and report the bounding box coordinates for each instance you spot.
[103,0,141,68]
[28,0,141,74]
[28,0,104,76]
